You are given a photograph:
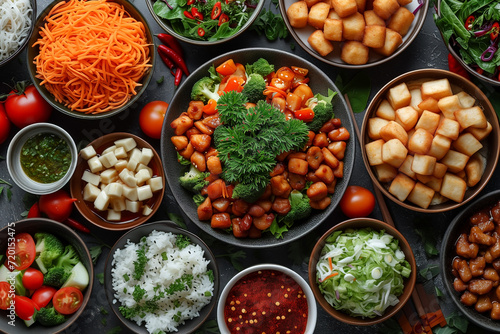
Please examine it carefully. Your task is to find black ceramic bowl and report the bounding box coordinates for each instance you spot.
[104,221,219,334]
[441,189,500,332]
[0,218,94,334]
[160,47,355,248]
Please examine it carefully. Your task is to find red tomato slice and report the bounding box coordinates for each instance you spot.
[22,268,44,291]
[9,233,36,271]
[14,295,37,320]
[216,59,236,76]
[0,282,13,310]
[53,287,84,315]
[339,185,376,218]
[31,286,57,308]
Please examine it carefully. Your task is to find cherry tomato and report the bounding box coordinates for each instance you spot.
[216,59,237,76]
[53,287,84,315]
[38,189,77,222]
[0,104,10,144]
[5,233,36,271]
[139,101,169,139]
[22,268,44,291]
[0,282,13,310]
[339,186,376,218]
[31,286,57,308]
[4,83,52,129]
[14,295,38,320]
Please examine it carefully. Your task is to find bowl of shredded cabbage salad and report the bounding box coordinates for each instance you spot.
[309,218,416,325]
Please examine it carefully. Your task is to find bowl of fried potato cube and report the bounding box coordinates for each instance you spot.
[280,0,428,68]
[70,133,165,230]
[361,69,499,212]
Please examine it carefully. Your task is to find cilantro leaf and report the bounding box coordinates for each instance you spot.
[89,245,104,264]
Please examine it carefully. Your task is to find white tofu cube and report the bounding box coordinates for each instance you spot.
[127,159,139,172]
[135,169,151,185]
[119,168,137,188]
[128,148,142,162]
[94,191,110,211]
[114,138,137,152]
[99,151,118,168]
[136,164,153,176]
[80,146,97,160]
[82,170,100,186]
[83,183,100,202]
[115,159,128,172]
[102,145,116,155]
[147,177,163,193]
[88,156,103,173]
[122,184,138,201]
[137,185,153,201]
[110,197,126,211]
[107,209,121,221]
[114,146,128,159]
[100,169,118,184]
[142,205,153,216]
[126,200,140,213]
[105,182,123,198]
[139,148,154,166]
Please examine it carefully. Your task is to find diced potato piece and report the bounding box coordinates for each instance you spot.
[363,25,385,48]
[102,145,116,155]
[430,192,448,205]
[420,79,453,100]
[397,0,411,5]
[287,1,309,28]
[408,128,432,155]
[82,170,100,186]
[456,91,475,108]
[127,159,139,173]
[324,18,343,41]
[428,134,452,160]
[440,173,467,203]
[398,155,416,179]
[137,185,153,201]
[433,162,447,179]
[372,0,399,20]
[382,139,408,168]
[368,117,390,140]
[147,177,164,193]
[341,41,369,65]
[107,209,121,221]
[143,205,153,216]
[115,159,128,172]
[83,183,100,202]
[308,2,331,29]
[119,168,137,188]
[376,100,395,120]
[415,110,440,135]
[455,106,487,129]
[365,139,384,166]
[374,163,398,182]
[114,137,137,152]
[126,200,140,213]
[418,97,440,113]
[437,95,461,119]
[105,182,123,198]
[387,82,411,110]
[80,146,97,160]
[389,173,415,201]
[100,168,118,184]
[135,169,152,185]
[467,121,492,141]
[123,184,138,201]
[304,0,322,6]
[327,9,341,19]
[99,151,118,168]
[379,121,408,146]
[395,106,418,131]
[331,0,358,17]
[110,197,126,212]
[407,182,435,209]
[373,28,402,56]
[364,10,385,26]
[411,154,436,176]
[409,88,423,114]
[136,163,153,176]
[415,173,432,184]
[94,191,110,211]
[425,176,443,192]
[440,150,469,173]
[308,30,334,56]
[387,7,414,36]
[453,133,483,157]
[465,153,485,187]
[114,146,127,159]
[88,156,103,173]
[435,118,460,140]
[355,0,366,12]
[342,12,365,41]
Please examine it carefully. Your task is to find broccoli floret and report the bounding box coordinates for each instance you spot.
[43,267,70,287]
[36,307,67,327]
[179,165,210,193]
[245,58,274,76]
[54,245,80,270]
[241,73,266,103]
[191,77,220,104]
[306,88,337,132]
[232,182,267,203]
[281,190,312,226]
[34,233,64,269]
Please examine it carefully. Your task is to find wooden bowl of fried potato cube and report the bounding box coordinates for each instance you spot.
[361,69,500,212]
[280,0,428,68]
[70,133,165,230]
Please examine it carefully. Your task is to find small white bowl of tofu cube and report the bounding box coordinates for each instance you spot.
[70,133,165,230]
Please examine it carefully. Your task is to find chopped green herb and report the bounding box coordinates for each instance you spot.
[90,245,104,264]
[123,274,129,282]
[167,211,188,229]
[207,269,214,283]
[100,307,109,315]
[156,76,164,84]
[106,326,122,334]
[96,272,104,285]
[132,285,146,303]
[250,8,288,41]
[420,265,440,280]
[133,243,147,280]
[204,291,212,297]
[161,252,168,261]
[435,286,443,297]
[414,228,439,257]
[269,218,288,239]
[101,318,107,326]
[123,287,127,294]
[173,300,180,308]
[172,311,182,322]
[175,234,191,250]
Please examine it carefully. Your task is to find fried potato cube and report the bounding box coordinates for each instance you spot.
[372,0,399,19]
[409,88,423,114]
[455,106,487,129]
[436,117,460,140]
[364,9,385,25]
[437,95,461,119]
[467,121,492,141]
[373,28,403,56]
[389,173,415,201]
[308,30,334,56]
[420,78,453,100]
[407,182,435,209]
[341,41,369,64]
[411,154,436,176]
[408,128,433,155]
[382,138,408,168]
[456,91,476,108]
[453,133,483,156]
[331,0,358,17]
[415,110,441,135]
[433,162,448,179]
[415,173,432,184]
[287,1,309,28]
[418,97,440,113]
[375,163,398,182]
[342,12,366,41]
[376,99,396,120]
[365,139,385,166]
[398,155,416,179]
[379,121,409,146]
[440,173,467,203]
[363,25,386,48]
[355,0,366,12]
[397,0,412,5]
[304,0,323,6]
[440,150,470,173]
[425,176,443,192]
[328,9,341,19]
[324,18,343,41]
[465,153,485,187]
[428,134,452,160]
[395,106,419,131]
[387,82,411,110]
[308,2,331,29]
[387,7,414,36]
[368,117,390,140]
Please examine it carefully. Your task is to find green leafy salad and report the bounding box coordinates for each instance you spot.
[316,228,412,318]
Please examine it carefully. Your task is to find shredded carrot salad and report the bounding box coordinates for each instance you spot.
[33,0,152,114]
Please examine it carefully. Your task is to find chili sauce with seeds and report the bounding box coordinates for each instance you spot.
[224,269,308,334]
[20,132,71,183]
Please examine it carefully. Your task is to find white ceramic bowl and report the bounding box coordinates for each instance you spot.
[6,123,77,195]
[217,264,317,334]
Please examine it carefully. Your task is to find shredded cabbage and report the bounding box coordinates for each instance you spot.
[316,228,412,318]
[0,0,32,62]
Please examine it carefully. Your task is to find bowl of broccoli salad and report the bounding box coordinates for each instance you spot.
[161,47,355,248]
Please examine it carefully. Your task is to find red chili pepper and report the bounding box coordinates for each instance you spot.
[174,68,183,86]
[191,7,204,20]
[157,47,176,75]
[447,53,470,80]
[197,27,205,37]
[156,33,183,57]
[187,0,195,5]
[183,10,194,19]
[64,218,90,233]
[218,13,229,26]
[157,44,190,76]
[27,202,40,218]
[211,2,222,19]
[491,22,499,41]
[465,15,475,30]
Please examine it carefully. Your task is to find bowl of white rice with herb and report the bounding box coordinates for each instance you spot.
[105,221,219,334]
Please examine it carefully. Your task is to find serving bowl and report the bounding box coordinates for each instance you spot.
[217,263,317,333]
[70,133,165,231]
[6,122,77,195]
[104,220,219,334]
[146,0,264,45]
[160,47,355,248]
[26,0,155,119]
[441,189,500,332]
[309,218,417,326]
[0,218,94,334]
[361,68,500,213]
[279,0,428,68]
[0,0,36,67]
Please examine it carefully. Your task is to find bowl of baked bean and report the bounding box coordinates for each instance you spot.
[441,189,500,331]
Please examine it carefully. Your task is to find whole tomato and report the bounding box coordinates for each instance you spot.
[38,189,77,222]
[4,82,52,128]
[339,186,376,218]
[0,104,10,144]
[139,101,168,139]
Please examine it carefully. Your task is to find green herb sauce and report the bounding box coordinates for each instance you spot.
[20,133,71,183]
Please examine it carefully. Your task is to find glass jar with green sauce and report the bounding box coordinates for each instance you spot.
[20,132,72,183]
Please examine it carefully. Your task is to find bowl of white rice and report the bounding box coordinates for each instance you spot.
[0,0,35,67]
[104,220,219,334]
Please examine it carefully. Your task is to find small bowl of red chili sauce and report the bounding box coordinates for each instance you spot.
[217,263,317,334]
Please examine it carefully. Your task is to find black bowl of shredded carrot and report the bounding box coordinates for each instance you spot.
[26,0,155,118]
